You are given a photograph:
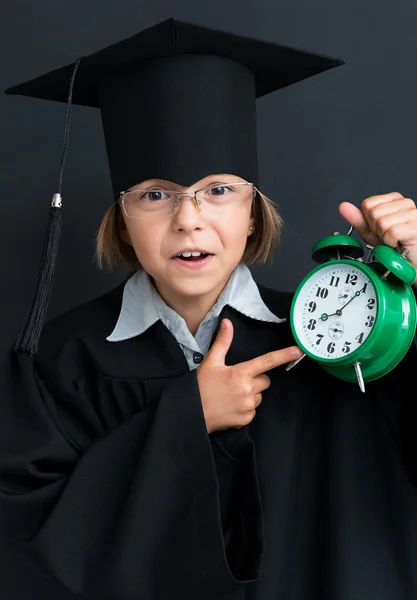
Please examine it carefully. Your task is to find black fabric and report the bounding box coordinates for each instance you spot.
[1,280,417,599]
[4,18,344,194]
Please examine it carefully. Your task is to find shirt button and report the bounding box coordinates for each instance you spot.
[193,352,203,364]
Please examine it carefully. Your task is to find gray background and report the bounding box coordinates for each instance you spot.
[1,0,416,597]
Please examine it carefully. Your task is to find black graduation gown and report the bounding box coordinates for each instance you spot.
[1,279,417,600]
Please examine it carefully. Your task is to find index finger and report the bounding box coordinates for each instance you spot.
[241,346,304,377]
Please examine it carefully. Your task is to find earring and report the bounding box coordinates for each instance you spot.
[249,226,254,231]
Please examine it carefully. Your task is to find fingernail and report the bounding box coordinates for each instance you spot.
[293,346,304,357]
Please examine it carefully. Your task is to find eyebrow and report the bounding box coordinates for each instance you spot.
[133,174,241,190]
[129,180,169,191]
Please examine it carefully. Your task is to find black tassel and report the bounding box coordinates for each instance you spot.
[15,200,62,355]
[15,58,81,356]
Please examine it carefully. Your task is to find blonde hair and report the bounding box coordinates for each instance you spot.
[95,189,283,272]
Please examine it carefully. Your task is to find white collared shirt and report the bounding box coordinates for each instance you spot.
[107,262,285,370]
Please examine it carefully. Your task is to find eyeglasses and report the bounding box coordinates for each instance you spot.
[119,181,256,220]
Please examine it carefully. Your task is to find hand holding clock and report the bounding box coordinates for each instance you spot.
[339,192,417,289]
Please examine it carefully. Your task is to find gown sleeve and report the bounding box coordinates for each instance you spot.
[0,349,263,600]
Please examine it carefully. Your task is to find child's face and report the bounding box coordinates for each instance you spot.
[122,173,254,302]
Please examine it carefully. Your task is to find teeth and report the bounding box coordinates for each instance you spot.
[177,251,205,258]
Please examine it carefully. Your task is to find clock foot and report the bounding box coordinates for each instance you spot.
[354,361,366,393]
[285,353,306,371]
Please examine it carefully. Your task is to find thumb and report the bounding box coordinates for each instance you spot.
[206,318,234,366]
[338,201,380,247]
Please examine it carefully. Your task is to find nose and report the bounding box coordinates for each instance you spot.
[171,194,204,232]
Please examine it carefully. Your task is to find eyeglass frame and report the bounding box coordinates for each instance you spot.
[118,181,258,219]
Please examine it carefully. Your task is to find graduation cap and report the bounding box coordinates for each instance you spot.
[5,17,344,355]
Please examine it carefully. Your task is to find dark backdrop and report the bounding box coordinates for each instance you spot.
[1,0,417,597]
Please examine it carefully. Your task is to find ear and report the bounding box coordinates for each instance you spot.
[122,232,133,246]
[248,215,255,236]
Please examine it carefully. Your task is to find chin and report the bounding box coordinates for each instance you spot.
[171,280,218,298]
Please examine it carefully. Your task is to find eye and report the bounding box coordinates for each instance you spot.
[207,185,233,196]
[140,189,170,201]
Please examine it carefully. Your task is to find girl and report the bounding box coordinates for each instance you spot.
[3,18,417,600]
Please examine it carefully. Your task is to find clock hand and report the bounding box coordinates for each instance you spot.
[341,284,366,311]
[331,291,359,314]
[321,285,366,320]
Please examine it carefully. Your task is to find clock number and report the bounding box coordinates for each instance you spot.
[361,283,368,294]
[316,334,324,345]
[342,341,352,354]
[307,319,317,330]
[365,315,375,328]
[355,332,364,343]
[327,342,335,354]
[330,275,340,287]
[345,273,358,285]
[316,287,329,299]
[308,301,317,313]
[366,298,375,310]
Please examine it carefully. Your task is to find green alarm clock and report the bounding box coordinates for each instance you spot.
[287,226,417,392]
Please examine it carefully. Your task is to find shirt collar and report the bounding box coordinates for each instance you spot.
[106,263,286,342]
[225,262,286,324]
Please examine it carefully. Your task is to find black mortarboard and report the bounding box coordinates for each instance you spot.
[5,18,344,355]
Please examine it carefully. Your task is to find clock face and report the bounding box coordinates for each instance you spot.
[292,263,378,360]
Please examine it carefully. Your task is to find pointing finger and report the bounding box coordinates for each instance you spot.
[243,346,304,377]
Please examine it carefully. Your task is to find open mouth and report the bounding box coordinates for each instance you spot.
[172,251,214,267]
[176,251,210,262]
